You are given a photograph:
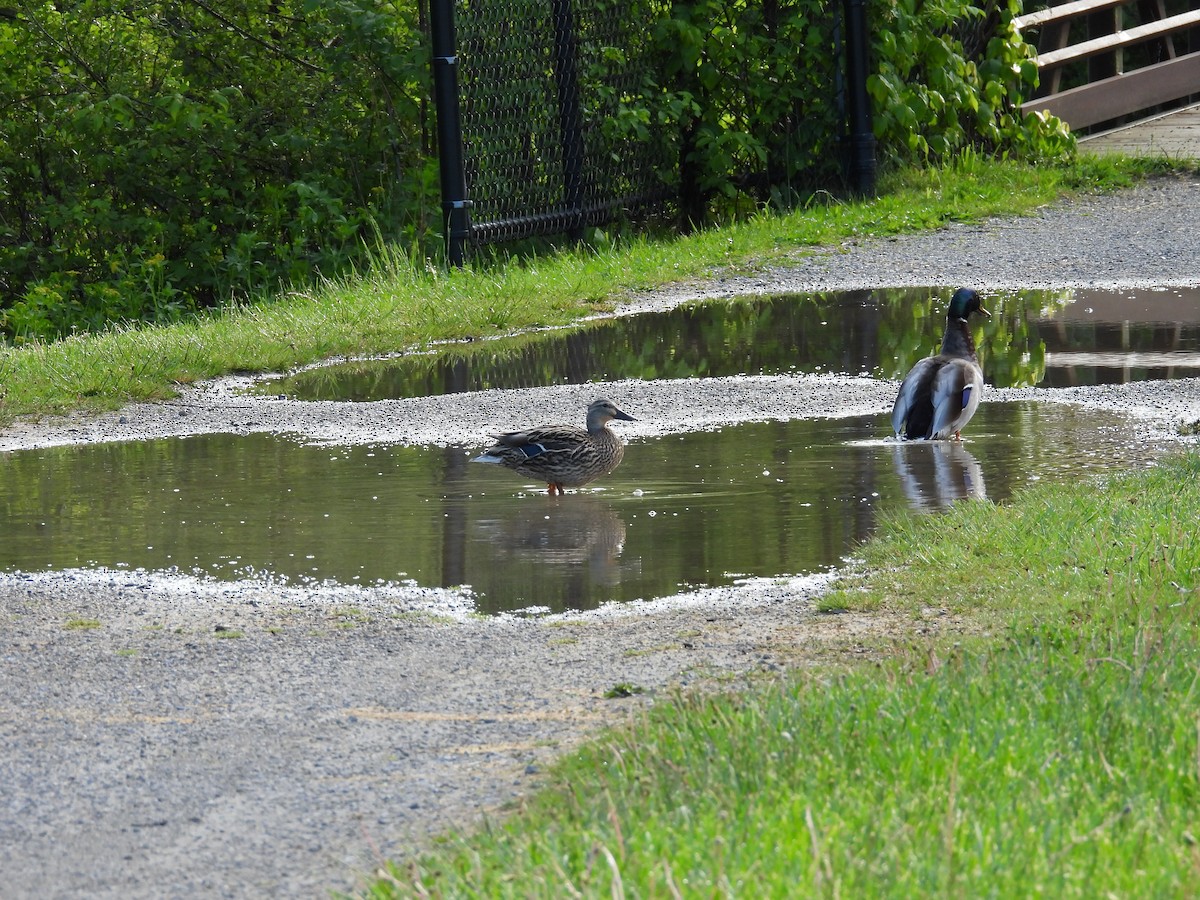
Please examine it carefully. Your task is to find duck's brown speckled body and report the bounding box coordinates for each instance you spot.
[472,398,635,495]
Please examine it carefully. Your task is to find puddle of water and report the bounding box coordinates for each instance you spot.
[1031,289,1200,386]
[0,402,1159,614]
[252,286,1200,400]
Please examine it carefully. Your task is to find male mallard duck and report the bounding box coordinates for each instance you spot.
[891,287,990,441]
[471,398,635,495]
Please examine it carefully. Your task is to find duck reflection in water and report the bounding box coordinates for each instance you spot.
[474,494,627,585]
[891,440,987,512]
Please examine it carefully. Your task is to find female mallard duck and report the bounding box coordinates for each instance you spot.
[472,398,635,495]
[891,287,990,441]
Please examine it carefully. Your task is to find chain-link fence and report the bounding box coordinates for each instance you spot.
[432,0,870,259]
[454,0,675,244]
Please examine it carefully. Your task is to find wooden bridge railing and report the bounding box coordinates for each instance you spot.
[1016,0,1200,130]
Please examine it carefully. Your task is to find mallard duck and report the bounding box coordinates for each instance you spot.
[891,287,990,441]
[471,398,635,495]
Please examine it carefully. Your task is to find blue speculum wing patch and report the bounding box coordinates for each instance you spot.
[961,385,973,408]
[518,443,547,459]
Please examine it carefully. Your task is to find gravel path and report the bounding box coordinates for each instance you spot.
[3,173,1200,899]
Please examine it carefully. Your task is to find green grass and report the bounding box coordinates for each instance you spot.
[63,617,102,630]
[832,453,1200,623]
[0,155,1188,427]
[367,454,1200,897]
[603,682,647,699]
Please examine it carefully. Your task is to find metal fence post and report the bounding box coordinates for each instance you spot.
[843,0,876,196]
[430,0,471,267]
[550,0,586,239]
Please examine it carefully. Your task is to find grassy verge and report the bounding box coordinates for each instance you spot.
[368,453,1200,897]
[0,154,1187,425]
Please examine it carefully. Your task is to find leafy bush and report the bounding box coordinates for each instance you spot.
[601,0,848,222]
[0,0,435,340]
[595,0,1070,226]
[870,0,1074,165]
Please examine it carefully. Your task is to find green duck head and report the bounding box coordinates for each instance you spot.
[948,287,990,322]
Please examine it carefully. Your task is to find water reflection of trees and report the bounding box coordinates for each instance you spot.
[267,287,1077,400]
[877,288,1066,388]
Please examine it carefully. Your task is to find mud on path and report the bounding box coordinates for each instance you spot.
[3,175,1200,898]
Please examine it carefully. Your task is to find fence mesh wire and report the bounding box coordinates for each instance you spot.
[450,0,849,249]
[455,0,675,244]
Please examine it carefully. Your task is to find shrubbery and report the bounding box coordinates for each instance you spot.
[0,0,431,339]
[0,0,1068,340]
[606,0,1071,223]
[869,0,1072,161]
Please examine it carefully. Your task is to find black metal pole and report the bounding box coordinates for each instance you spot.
[550,0,585,239]
[430,0,471,267]
[843,0,876,196]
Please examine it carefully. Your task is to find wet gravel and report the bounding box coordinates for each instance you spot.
[3,173,1200,899]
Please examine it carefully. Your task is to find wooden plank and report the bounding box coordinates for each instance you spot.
[1035,9,1200,69]
[1079,103,1200,156]
[1034,20,1073,95]
[1014,0,1124,32]
[1021,52,1200,128]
